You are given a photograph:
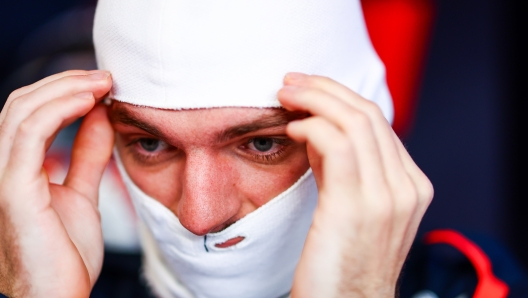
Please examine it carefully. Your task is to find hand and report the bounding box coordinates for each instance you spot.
[278,73,434,297]
[0,70,113,297]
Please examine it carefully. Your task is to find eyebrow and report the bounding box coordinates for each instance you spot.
[216,110,308,142]
[109,105,308,142]
[109,106,167,139]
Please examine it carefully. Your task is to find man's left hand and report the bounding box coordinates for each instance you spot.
[278,73,433,298]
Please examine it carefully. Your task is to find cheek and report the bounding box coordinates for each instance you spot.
[115,139,310,217]
[236,148,310,207]
[115,142,182,209]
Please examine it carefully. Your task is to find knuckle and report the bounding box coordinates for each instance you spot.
[362,100,382,117]
[361,101,387,125]
[348,111,371,131]
[7,88,24,101]
[17,118,37,138]
[7,94,29,114]
[419,178,435,204]
[6,86,30,104]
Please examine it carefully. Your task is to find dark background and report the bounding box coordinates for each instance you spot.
[1,0,527,279]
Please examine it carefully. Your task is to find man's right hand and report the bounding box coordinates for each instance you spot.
[0,70,113,297]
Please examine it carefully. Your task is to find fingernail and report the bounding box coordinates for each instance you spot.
[75,92,94,100]
[285,72,307,82]
[87,71,110,81]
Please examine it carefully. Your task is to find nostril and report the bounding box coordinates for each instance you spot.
[214,236,245,248]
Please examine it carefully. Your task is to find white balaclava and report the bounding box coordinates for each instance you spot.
[94,1,393,298]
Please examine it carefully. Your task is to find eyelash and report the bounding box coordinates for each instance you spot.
[125,138,170,164]
[125,137,291,164]
[244,138,289,162]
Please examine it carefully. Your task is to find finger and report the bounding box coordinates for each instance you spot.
[5,92,96,183]
[385,133,433,259]
[4,71,110,125]
[283,74,424,252]
[0,70,109,123]
[293,75,430,230]
[64,104,114,204]
[393,132,434,218]
[284,73,389,126]
[282,74,419,241]
[286,116,361,195]
[278,85,385,186]
[393,133,433,203]
[1,71,110,131]
[0,72,111,171]
[283,73,393,145]
[282,74,408,191]
[297,75,432,240]
[49,184,104,287]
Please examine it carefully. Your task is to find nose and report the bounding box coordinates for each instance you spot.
[177,151,241,236]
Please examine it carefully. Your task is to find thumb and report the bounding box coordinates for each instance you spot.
[64,103,114,204]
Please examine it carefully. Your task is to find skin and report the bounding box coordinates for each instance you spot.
[111,104,310,238]
[0,70,433,297]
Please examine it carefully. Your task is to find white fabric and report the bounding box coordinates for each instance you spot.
[115,153,318,298]
[93,0,393,122]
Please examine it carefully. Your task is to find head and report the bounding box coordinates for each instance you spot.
[96,0,393,245]
[109,103,310,238]
[94,0,393,295]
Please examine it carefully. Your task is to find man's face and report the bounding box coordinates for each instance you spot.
[109,102,310,242]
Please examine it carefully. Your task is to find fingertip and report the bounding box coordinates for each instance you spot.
[78,103,113,146]
[284,72,308,85]
[286,119,301,130]
[81,103,100,121]
[286,120,306,142]
[64,91,96,111]
[92,73,113,100]
[88,102,110,118]
[278,85,303,111]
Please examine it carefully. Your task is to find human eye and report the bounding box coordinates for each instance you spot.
[127,138,174,164]
[249,138,275,152]
[242,137,291,163]
[137,138,168,153]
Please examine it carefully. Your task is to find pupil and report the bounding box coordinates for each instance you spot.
[140,139,159,152]
[253,138,273,152]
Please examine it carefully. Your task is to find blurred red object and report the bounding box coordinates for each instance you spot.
[362,0,435,137]
[425,230,509,298]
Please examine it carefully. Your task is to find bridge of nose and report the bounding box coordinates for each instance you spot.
[177,150,242,236]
